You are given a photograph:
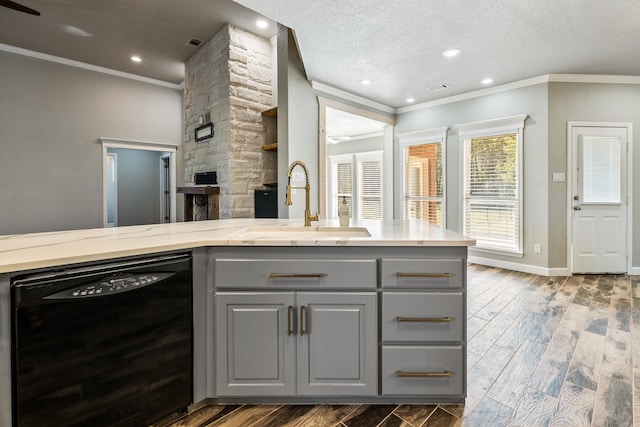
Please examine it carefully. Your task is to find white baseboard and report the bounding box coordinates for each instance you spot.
[468,255,569,276]
[629,267,640,276]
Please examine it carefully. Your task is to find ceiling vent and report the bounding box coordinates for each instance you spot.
[426,83,450,92]
[186,38,202,47]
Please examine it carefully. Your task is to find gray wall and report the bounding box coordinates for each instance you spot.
[108,148,163,226]
[548,82,640,268]
[395,83,549,268]
[277,26,319,219]
[396,80,640,272]
[0,51,183,235]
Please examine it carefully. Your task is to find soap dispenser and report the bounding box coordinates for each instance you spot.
[338,196,350,226]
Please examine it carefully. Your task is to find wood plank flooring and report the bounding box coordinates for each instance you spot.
[163,264,639,427]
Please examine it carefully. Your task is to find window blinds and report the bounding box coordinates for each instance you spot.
[463,133,519,252]
[359,159,382,219]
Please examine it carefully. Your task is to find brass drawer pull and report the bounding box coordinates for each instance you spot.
[287,305,294,336]
[396,273,453,278]
[267,273,325,279]
[396,370,453,378]
[300,305,307,336]
[396,316,453,323]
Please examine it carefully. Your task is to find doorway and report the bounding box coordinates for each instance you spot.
[318,97,395,219]
[106,152,118,227]
[100,138,178,227]
[160,155,171,223]
[568,122,632,274]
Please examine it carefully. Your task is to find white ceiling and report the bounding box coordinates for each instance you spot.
[325,107,386,142]
[235,0,640,108]
[2,0,640,108]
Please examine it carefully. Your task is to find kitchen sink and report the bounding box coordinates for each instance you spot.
[230,226,371,239]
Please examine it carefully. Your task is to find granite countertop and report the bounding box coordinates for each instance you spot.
[0,218,475,274]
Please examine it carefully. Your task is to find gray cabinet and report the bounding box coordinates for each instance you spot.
[210,246,468,403]
[215,292,295,396]
[381,345,464,395]
[380,258,466,398]
[296,292,377,396]
[215,291,376,397]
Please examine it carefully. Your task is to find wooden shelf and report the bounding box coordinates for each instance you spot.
[177,186,220,195]
[177,186,220,221]
[261,143,278,151]
[261,107,277,118]
[262,182,278,187]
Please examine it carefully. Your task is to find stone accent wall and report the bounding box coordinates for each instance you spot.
[183,25,274,218]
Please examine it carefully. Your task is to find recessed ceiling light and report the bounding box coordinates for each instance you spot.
[481,78,494,85]
[131,56,142,63]
[361,79,371,85]
[406,98,415,103]
[256,19,268,29]
[442,49,460,58]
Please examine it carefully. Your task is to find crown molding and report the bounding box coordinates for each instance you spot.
[0,43,183,90]
[311,81,396,114]
[397,74,640,114]
[397,76,550,114]
[547,73,640,84]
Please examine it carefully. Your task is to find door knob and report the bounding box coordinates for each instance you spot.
[573,206,582,211]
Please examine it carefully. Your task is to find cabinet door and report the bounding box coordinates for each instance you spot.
[215,292,295,396]
[296,292,377,396]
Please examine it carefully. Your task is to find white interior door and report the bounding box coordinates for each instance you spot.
[106,153,118,227]
[570,125,628,273]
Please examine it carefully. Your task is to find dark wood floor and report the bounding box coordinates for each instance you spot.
[163,264,639,426]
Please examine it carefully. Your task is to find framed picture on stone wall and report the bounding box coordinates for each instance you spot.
[195,123,214,142]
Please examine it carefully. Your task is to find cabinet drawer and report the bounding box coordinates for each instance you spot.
[382,292,463,342]
[381,258,463,288]
[214,258,376,289]
[382,346,464,396]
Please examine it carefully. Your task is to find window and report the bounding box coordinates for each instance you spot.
[335,158,353,218]
[329,151,383,220]
[457,115,526,254]
[580,135,621,203]
[357,152,383,219]
[397,127,447,227]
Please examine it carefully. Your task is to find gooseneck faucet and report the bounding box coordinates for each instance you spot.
[285,160,319,227]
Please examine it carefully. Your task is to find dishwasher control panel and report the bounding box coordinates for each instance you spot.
[45,272,173,299]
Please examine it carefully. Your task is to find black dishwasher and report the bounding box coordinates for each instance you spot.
[11,253,193,427]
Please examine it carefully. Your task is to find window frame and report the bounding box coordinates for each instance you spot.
[397,127,448,228]
[456,115,527,256]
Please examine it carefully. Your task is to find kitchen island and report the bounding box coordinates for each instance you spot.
[0,219,474,425]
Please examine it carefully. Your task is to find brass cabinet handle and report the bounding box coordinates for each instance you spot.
[396,316,453,323]
[396,370,453,378]
[299,305,306,336]
[396,273,453,278]
[287,305,294,336]
[267,273,325,279]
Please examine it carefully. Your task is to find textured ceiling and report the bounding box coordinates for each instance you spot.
[234,0,640,108]
[2,0,639,108]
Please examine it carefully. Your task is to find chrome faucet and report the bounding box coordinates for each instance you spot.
[285,160,319,227]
